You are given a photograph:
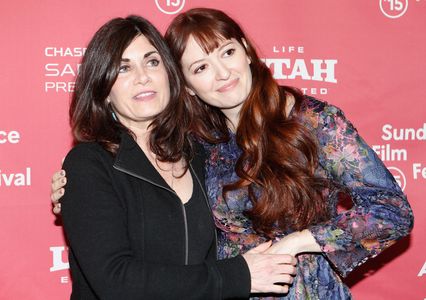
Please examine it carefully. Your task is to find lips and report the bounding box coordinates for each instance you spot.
[217,78,239,93]
[133,91,156,101]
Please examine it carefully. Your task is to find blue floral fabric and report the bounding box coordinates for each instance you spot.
[202,96,414,299]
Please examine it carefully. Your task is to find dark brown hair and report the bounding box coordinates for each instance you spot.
[166,8,328,236]
[71,15,192,163]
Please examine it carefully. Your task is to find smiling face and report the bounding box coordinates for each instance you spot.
[108,34,170,131]
[180,36,252,122]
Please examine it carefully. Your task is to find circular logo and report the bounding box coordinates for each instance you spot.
[388,166,406,191]
[155,0,185,15]
[379,0,408,18]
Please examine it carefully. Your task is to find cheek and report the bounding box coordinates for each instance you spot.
[192,75,215,95]
[240,61,252,91]
[159,75,171,104]
[109,85,132,110]
[245,67,253,90]
[239,56,251,74]
[110,80,129,100]
[163,87,171,106]
[108,91,120,106]
[109,97,123,112]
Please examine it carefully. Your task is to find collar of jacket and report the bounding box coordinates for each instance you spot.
[112,131,206,194]
[112,132,176,193]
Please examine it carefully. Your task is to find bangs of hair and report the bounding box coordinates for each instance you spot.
[165,8,244,60]
[190,25,230,54]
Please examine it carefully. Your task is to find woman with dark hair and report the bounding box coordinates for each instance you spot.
[53,8,414,299]
[58,15,298,300]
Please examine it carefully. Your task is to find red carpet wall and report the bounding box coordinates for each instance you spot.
[1,0,425,299]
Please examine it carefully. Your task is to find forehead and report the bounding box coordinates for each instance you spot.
[122,34,157,57]
[182,35,235,61]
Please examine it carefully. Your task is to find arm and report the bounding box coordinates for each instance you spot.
[62,144,296,299]
[266,102,414,277]
[307,103,414,277]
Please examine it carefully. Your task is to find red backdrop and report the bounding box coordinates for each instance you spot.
[1,0,425,299]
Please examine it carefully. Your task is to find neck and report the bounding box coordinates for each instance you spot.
[221,103,242,133]
[117,118,152,149]
[125,124,152,151]
[134,129,151,152]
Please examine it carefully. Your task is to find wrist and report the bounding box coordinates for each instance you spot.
[294,229,321,254]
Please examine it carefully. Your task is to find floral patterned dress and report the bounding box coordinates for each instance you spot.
[202,96,414,299]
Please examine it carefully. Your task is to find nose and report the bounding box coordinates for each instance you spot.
[213,61,231,81]
[134,66,151,85]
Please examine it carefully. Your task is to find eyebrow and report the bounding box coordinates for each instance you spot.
[219,41,234,51]
[120,51,159,62]
[144,51,159,58]
[188,58,204,71]
[187,41,234,71]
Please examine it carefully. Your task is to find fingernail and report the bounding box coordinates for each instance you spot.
[59,189,64,195]
[61,178,66,184]
[60,170,66,176]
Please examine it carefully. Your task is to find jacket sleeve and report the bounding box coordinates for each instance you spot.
[61,144,250,300]
[308,104,414,277]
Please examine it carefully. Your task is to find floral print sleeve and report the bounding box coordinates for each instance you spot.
[306,97,414,277]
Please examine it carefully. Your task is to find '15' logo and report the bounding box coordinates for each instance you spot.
[155,0,185,15]
[380,0,408,18]
[388,166,406,191]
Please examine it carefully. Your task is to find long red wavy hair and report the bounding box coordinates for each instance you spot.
[166,8,329,236]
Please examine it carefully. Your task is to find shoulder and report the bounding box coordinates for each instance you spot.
[65,142,107,160]
[278,86,343,122]
[300,95,339,116]
[63,142,114,171]
[297,95,350,130]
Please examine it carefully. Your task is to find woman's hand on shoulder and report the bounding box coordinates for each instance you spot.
[51,170,66,214]
[242,241,297,294]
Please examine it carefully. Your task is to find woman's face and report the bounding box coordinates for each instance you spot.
[180,36,252,117]
[108,35,170,130]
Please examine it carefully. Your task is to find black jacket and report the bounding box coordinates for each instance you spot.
[61,133,251,299]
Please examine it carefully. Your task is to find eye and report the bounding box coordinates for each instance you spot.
[147,58,160,67]
[223,48,235,57]
[194,64,207,74]
[118,65,130,73]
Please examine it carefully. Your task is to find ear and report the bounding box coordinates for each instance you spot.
[185,86,196,96]
[106,96,111,104]
[241,38,251,64]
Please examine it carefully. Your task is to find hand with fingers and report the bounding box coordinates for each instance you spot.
[51,170,66,214]
[265,229,321,257]
[242,241,297,294]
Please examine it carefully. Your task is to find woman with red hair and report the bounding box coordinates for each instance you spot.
[162,8,413,298]
[53,8,413,299]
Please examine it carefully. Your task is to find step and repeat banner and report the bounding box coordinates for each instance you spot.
[0,0,425,299]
